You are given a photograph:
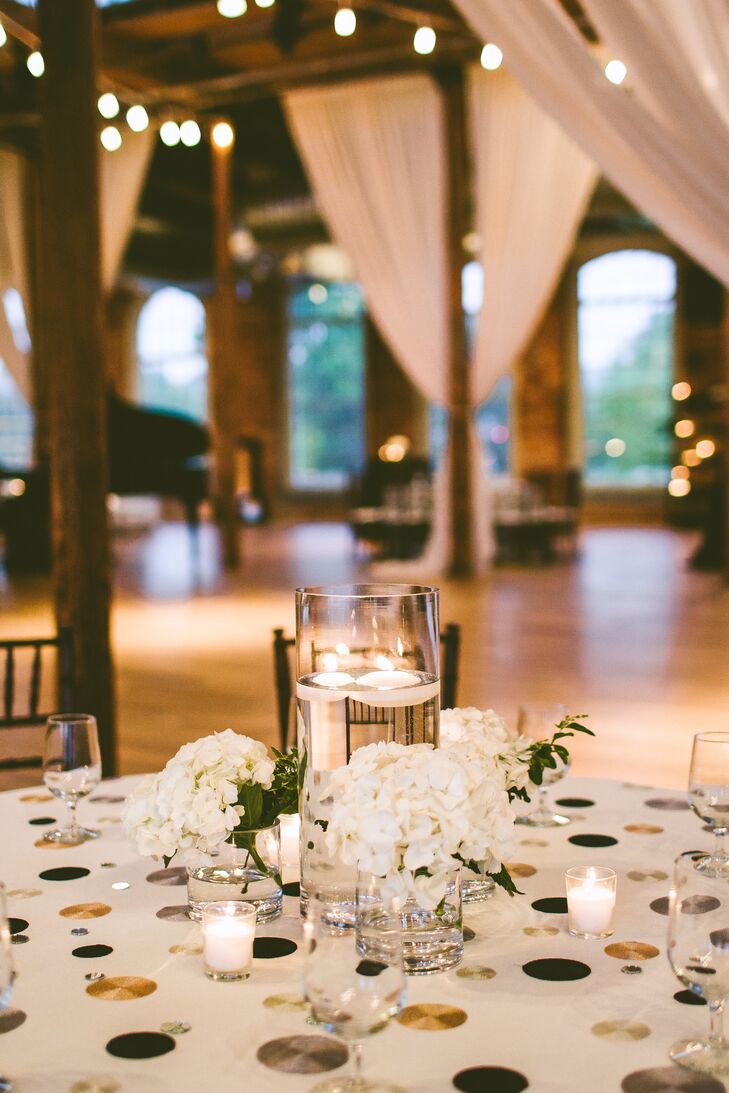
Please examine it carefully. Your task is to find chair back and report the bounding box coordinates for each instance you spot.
[0,627,74,771]
[272,622,461,752]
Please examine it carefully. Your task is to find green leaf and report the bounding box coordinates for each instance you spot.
[489,863,522,897]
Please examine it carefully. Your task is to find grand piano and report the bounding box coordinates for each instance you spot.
[0,392,209,573]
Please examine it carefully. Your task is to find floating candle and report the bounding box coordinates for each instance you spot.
[356,670,421,690]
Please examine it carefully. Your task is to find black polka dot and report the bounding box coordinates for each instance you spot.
[282,881,300,897]
[674,989,707,1006]
[254,937,298,959]
[28,816,56,826]
[146,867,187,886]
[156,905,190,921]
[523,958,591,982]
[644,798,690,811]
[8,918,28,936]
[356,960,388,977]
[568,834,618,848]
[72,944,113,958]
[454,1067,529,1092]
[622,1066,723,1091]
[0,1008,27,1034]
[39,867,90,882]
[555,798,595,809]
[106,1032,176,1059]
[531,897,567,914]
[463,926,476,942]
[650,897,669,916]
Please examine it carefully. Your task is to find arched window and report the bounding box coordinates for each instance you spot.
[578,249,675,487]
[136,287,207,421]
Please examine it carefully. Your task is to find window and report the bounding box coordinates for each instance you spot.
[0,289,34,469]
[578,250,675,487]
[136,287,207,422]
[287,279,365,491]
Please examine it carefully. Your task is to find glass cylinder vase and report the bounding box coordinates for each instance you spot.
[462,865,496,904]
[356,869,463,975]
[186,820,282,923]
[296,584,440,928]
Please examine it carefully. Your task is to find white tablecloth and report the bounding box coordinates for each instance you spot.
[0,776,718,1092]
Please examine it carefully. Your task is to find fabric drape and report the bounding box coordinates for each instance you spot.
[0,150,32,401]
[100,128,154,292]
[284,75,450,408]
[453,0,729,287]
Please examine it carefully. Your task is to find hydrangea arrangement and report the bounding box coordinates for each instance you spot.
[122,729,298,867]
[325,709,591,909]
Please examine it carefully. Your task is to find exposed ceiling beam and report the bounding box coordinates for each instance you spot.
[0,0,39,48]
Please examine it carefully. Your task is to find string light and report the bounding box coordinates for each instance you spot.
[671,466,690,480]
[413,25,436,55]
[217,0,247,16]
[211,120,235,149]
[334,6,356,37]
[696,439,716,459]
[97,92,120,119]
[682,449,701,467]
[159,120,181,147]
[100,125,122,152]
[27,51,44,78]
[675,419,695,439]
[126,105,149,132]
[180,119,202,147]
[480,43,503,70]
[255,0,276,6]
[668,478,691,498]
[604,59,627,85]
[672,381,691,401]
[605,438,625,458]
[0,23,7,48]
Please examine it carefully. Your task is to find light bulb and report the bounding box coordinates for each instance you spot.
[480,43,503,70]
[159,120,181,147]
[604,438,625,458]
[0,24,7,48]
[696,439,716,459]
[211,120,235,149]
[604,59,627,85]
[100,125,122,152]
[255,0,275,6]
[27,51,44,78]
[334,7,356,36]
[126,105,149,133]
[668,478,691,498]
[413,26,436,55]
[97,92,120,119]
[217,0,246,16]
[180,119,202,147]
[671,381,691,401]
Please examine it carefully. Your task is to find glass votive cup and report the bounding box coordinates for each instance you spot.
[201,900,256,981]
[565,865,617,940]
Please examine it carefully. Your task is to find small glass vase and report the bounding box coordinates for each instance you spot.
[356,868,463,975]
[186,820,282,923]
[462,865,496,904]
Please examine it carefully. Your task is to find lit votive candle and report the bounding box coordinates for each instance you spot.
[279,812,301,872]
[565,866,617,939]
[201,901,256,981]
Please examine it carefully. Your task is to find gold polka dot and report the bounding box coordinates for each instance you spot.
[86,976,157,1001]
[624,824,664,835]
[263,993,311,1011]
[19,793,53,803]
[35,837,85,849]
[627,871,647,881]
[506,863,537,878]
[604,942,660,961]
[397,1004,467,1030]
[70,1082,121,1093]
[520,839,548,847]
[591,1019,651,1041]
[7,888,42,899]
[169,942,203,956]
[97,816,121,825]
[59,903,112,920]
[523,926,559,937]
[456,966,496,980]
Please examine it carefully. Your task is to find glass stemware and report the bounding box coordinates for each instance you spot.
[303,888,406,1093]
[667,852,729,1075]
[0,882,15,1092]
[688,732,729,879]
[514,703,568,827]
[42,714,102,844]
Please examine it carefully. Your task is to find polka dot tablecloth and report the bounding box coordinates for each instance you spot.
[0,776,721,1092]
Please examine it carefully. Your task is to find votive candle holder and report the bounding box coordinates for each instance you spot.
[201,900,256,981]
[565,865,616,940]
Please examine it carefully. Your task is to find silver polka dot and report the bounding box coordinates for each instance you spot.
[71,927,89,936]
[85,971,105,981]
[100,862,117,869]
[11,935,28,945]
[160,1020,191,1035]
[621,964,643,975]
[111,881,130,890]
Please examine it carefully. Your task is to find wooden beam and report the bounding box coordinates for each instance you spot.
[437,64,473,577]
[208,126,241,569]
[36,0,117,773]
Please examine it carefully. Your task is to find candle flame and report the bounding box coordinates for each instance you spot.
[335,643,350,656]
[322,653,338,672]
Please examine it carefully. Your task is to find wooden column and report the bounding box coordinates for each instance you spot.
[438,66,473,577]
[36,0,116,772]
[209,127,241,568]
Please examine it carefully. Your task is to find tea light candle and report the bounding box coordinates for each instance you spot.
[565,866,617,939]
[201,901,256,981]
[356,670,421,690]
[280,812,301,871]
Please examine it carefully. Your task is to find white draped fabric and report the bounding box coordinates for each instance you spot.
[469,67,597,405]
[0,150,32,401]
[284,76,449,408]
[453,0,729,287]
[100,128,154,291]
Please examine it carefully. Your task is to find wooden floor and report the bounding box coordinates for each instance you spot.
[1,520,728,790]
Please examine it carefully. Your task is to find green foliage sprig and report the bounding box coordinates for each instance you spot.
[509,714,594,804]
[233,747,299,834]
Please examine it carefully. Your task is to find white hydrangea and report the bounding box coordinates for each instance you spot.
[122,729,275,862]
[440,707,533,795]
[324,739,517,910]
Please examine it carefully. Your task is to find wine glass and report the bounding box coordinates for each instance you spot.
[303,889,406,1093]
[0,882,16,1092]
[667,851,729,1076]
[42,714,102,844]
[689,732,729,878]
[514,703,568,827]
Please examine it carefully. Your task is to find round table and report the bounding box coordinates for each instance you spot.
[0,776,719,1093]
